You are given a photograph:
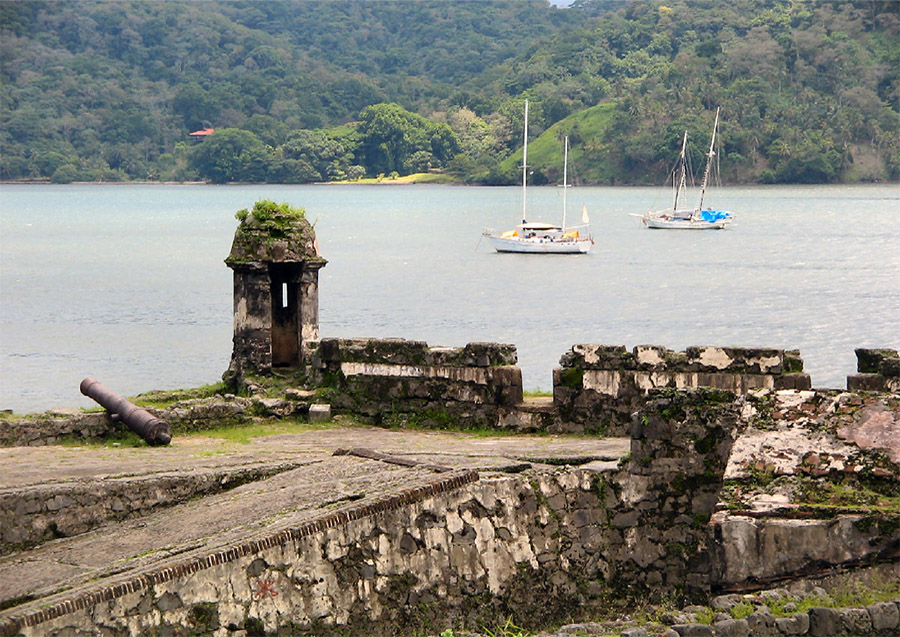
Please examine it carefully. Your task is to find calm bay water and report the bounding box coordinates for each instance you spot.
[1,183,898,414]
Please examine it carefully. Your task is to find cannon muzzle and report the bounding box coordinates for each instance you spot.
[80,377,172,446]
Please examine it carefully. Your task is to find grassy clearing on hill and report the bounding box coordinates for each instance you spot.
[500,102,618,185]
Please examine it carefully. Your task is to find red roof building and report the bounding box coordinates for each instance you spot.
[189,128,215,137]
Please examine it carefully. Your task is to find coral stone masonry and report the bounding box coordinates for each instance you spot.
[306,338,523,427]
[1,391,896,636]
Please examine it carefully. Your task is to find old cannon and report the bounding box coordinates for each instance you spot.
[80,377,172,446]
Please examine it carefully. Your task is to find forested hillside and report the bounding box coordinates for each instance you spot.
[1,0,897,185]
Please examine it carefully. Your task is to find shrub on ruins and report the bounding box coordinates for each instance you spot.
[234,200,306,225]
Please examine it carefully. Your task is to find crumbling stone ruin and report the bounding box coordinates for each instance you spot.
[0,203,896,636]
[848,348,900,393]
[553,344,811,435]
[306,337,523,428]
[1,385,897,636]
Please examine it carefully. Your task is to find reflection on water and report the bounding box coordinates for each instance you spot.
[1,183,898,413]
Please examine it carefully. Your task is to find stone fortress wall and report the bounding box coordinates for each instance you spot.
[552,344,812,435]
[1,344,898,636]
[2,205,897,635]
[6,343,892,446]
[3,386,897,635]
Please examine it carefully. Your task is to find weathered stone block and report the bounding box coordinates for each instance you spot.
[838,607,872,635]
[285,388,317,401]
[634,345,670,370]
[461,342,518,367]
[847,373,887,392]
[308,404,331,423]
[684,347,784,375]
[746,607,778,637]
[855,348,898,374]
[583,370,626,397]
[881,355,900,378]
[867,601,899,630]
[774,613,809,635]
[671,624,714,636]
[808,607,840,636]
[355,338,431,365]
[710,594,744,611]
[253,397,291,417]
[45,495,75,511]
[561,344,634,370]
[774,373,812,390]
[711,618,750,636]
[611,509,640,528]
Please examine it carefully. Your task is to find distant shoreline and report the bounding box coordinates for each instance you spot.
[0,177,464,186]
[2,177,894,187]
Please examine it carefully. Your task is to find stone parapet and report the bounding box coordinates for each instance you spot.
[0,463,299,555]
[0,411,110,447]
[561,344,805,375]
[312,337,517,368]
[307,338,523,427]
[847,348,900,393]
[554,345,811,435]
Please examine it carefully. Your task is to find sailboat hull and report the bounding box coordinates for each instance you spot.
[643,215,730,230]
[485,234,593,253]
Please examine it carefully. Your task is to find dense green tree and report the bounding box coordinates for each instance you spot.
[187,129,271,183]
[769,131,845,184]
[277,129,354,182]
[356,103,459,176]
[243,114,289,147]
[51,164,80,184]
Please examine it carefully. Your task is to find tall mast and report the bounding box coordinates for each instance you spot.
[674,130,688,211]
[562,136,569,231]
[695,107,719,215]
[521,99,529,225]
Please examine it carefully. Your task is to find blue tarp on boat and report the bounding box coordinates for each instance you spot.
[700,210,731,223]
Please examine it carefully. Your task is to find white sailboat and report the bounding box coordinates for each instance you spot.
[484,101,593,253]
[637,108,733,230]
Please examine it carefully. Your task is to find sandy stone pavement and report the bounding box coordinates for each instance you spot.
[0,423,628,489]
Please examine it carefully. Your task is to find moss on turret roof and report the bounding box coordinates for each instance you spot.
[225,200,325,266]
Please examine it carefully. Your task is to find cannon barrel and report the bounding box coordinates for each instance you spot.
[80,377,172,446]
